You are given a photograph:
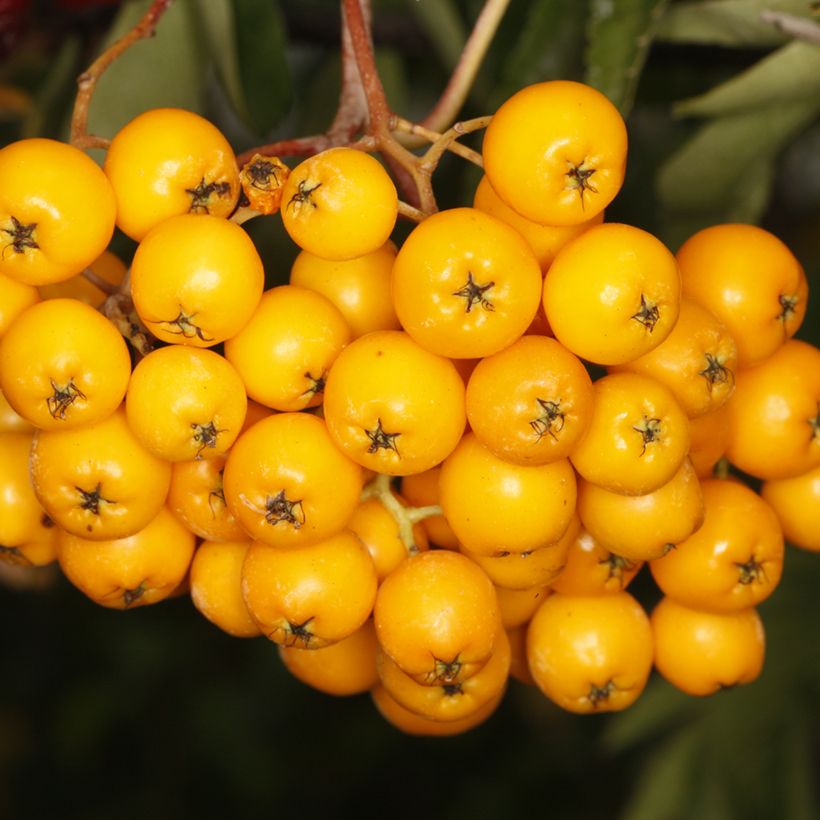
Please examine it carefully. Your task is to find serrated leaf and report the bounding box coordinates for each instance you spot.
[656,0,810,47]
[676,41,820,117]
[619,725,701,820]
[585,0,671,115]
[85,0,206,143]
[656,97,820,213]
[405,0,466,71]
[233,0,291,135]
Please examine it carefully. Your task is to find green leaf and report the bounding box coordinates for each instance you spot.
[232,0,292,134]
[602,677,700,754]
[191,0,246,120]
[375,48,409,119]
[86,0,207,143]
[782,717,820,820]
[21,36,81,140]
[656,0,810,47]
[496,0,587,106]
[675,41,820,117]
[723,156,776,223]
[656,97,820,214]
[405,0,466,71]
[585,0,671,115]
[619,725,701,820]
[689,760,734,820]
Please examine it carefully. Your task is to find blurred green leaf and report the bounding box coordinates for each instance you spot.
[496,0,587,104]
[676,41,820,116]
[405,0,466,70]
[191,0,245,119]
[86,0,207,142]
[585,0,671,114]
[782,717,820,820]
[290,51,340,137]
[619,725,701,820]
[233,0,292,134]
[656,97,820,214]
[375,47,409,118]
[602,677,699,754]
[656,0,809,47]
[723,155,776,222]
[21,36,80,139]
[690,760,734,820]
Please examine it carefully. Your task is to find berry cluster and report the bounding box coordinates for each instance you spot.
[0,80,817,736]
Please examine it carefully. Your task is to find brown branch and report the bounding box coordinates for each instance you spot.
[418,0,510,136]
[236,135,335,167]
[327,0,369,143]
[71,0,174,149]
[342,0,390,133]
[235,0,501,220]
[236,3,368,167]
[342,0,430,210]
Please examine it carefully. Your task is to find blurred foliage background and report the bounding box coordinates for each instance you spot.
[1,1,819,818]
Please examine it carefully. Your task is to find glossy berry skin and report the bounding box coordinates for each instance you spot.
[0,138,116,285]
[482,80,627,226]
[104,107,240,242]
[392,207,542,359]
[543,223,681,366]
[280,147,397,261]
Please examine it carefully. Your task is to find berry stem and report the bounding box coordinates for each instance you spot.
[98,272,155,359]
[80,266,118,297]
[361,473,434,555]
[234,0,507,214]
[234,4,369,168]
[70,0,174,149]
[416,0,510,137]
[391,117,484,167]
[327,0,370,144]
[420,116,491,173]
[342,0,391,136]
[397,200,427,223]
[342,0,433,210]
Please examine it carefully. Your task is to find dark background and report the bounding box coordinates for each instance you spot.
[1,1,819,818]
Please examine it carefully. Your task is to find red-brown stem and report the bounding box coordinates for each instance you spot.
[237,0,503,215]
[236,135,335,167]
[70,0,174,149]
[342,0,431,210]
[327,0,368,143]
[342,0,390,133]
[237,2,369,167]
